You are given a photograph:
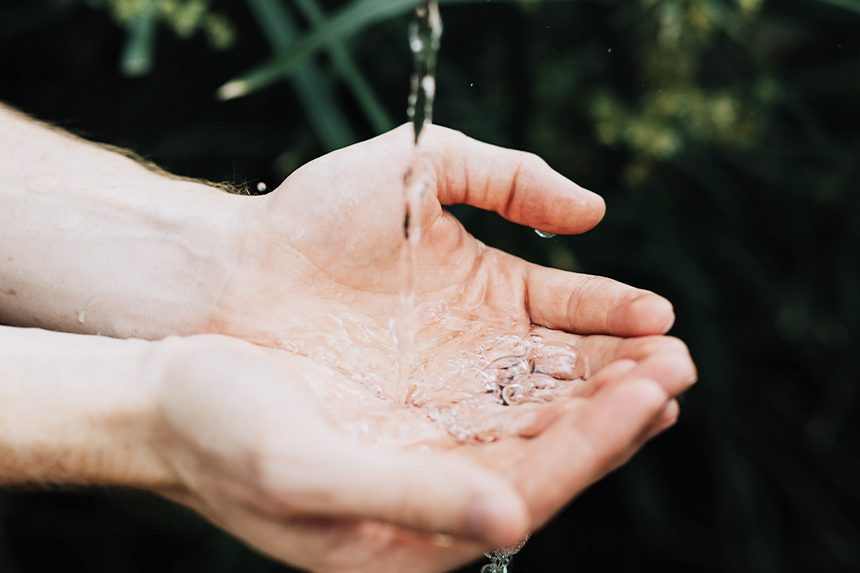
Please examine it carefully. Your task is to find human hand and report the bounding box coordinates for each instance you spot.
[149,334,693,573]
[207,125,686,443]
[149,334,532,572]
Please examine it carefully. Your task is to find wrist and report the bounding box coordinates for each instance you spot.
[0,328,178,490]
[149,179,250,337]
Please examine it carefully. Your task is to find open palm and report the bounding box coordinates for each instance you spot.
[212,125,691,446]
[156,335,693,573]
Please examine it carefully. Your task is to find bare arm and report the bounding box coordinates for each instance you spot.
[0,325,170,487]
[0,104,243,338]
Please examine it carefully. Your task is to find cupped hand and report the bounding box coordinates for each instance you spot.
[148,334,693,573]
[209,125,687,443]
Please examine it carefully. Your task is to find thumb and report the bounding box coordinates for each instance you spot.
[421,125,606,234]
[287,445,530,548]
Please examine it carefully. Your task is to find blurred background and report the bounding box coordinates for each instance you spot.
[1,0,858,571]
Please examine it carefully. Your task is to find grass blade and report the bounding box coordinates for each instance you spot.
[220,0,586,101]
[246,0,355,150]
[294,0,393,133]
[120,0,158,77]
[220,0,420,100]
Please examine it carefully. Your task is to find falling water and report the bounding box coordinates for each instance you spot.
[406,0,441,143]
[481,536,529,573]
[395,0,442,404]
[396,3,532,571]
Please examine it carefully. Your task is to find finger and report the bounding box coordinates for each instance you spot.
[627,353,697,396]
[646,399,680,441]
[227,509,484,573]
[269,446,530,549]
[581,364,683,449]
[422,125,606,234]
[516,375,668,525]
[574,334,691,379]
[581,347,697,398]
[525,263,675,336]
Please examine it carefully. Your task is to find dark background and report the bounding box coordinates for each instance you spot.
[1,0,858,571]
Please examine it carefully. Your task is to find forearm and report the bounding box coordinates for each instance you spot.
[0,325,173,489]
[0,104,245,338]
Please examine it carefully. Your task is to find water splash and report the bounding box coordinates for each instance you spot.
[482,536,529,573]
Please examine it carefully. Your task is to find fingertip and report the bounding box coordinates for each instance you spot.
[552,181,606,234]
[581,185,606,224]
[628,293,676,334]
[632,350,697,396]
[646,399,681,441]
[663,399,681,426]
[468,484,530,548]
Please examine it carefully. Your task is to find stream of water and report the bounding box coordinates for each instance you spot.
[397,3,528,570]
[395,0,442,404]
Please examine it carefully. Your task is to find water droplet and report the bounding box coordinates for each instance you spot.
[469,82,475,87]
[256,181,267,193]
[77,310,86,324]
[534,229,556,239]
[607,47,613,53]
[421,75,436,98]
[410,35,424,53]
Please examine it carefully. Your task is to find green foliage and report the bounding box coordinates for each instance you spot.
[590,0,775,169]
[85,0,235,48]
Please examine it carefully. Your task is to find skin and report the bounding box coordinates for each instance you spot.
[0,107,696,573]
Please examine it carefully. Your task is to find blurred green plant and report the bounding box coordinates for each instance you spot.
[88,0,235,52]
[589,0,779,184]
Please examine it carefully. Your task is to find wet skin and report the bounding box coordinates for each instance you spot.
[182,125,697,572]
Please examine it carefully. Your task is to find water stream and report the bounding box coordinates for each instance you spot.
[397,3,529,570]
[395,0,442,404]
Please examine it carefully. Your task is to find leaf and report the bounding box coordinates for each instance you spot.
[220,0,420,101]
[246,0,355,150]
[293,0,394,133]
[220,0,590,101]
[120,0,158,77]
